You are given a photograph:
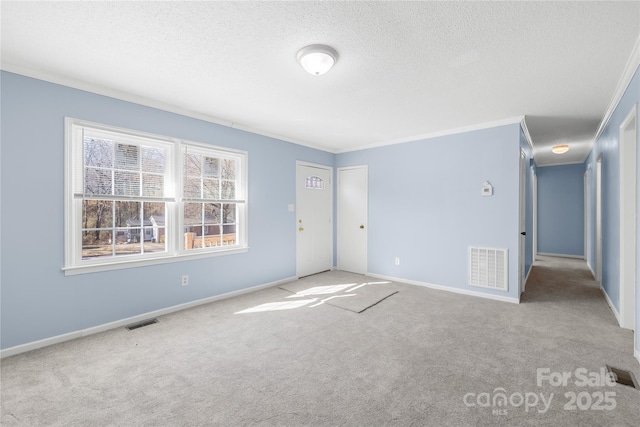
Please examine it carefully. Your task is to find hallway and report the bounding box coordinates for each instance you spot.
[521,255,638,380]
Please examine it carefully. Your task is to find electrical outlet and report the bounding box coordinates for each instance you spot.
[181,275,189,286]
[395,257,400,266]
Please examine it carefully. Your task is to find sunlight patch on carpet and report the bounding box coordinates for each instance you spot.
[235,299,317,314]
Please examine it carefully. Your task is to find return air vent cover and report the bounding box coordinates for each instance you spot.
[125,318,158,331]
[469,247,508,291]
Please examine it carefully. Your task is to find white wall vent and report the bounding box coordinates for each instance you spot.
[469,247,508,291]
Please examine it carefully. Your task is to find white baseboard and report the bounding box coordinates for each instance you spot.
[600,284,622,327]
[537,252,585,260]
[366,273,519,304]
[587,262,596,279]
[523,266,533,294]
[0,276,296,359]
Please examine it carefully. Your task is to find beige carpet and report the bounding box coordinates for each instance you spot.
[1,256,639,426]
[279,270,399,313]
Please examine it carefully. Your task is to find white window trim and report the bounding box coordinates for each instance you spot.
[63,117,248,276]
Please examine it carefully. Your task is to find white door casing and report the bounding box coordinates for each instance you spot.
[596,155,603,283]
[584,171,588,261]
[533,170,538,261]
[519,150,526,295]
[296,162,332,278]
[337,166,368,274]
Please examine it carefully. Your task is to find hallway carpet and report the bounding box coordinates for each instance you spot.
[1,256,639,426]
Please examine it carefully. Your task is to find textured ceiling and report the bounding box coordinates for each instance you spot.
[2,1,639,166]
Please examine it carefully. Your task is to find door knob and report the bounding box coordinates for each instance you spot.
[520,231,526,236]
[360,225,365,229]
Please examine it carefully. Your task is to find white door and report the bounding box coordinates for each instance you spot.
[619,106,637,330]
[596,156,603,283]
[337,166,368,274]
[296,163,332,277]
[584,171,588,261]
[533,170,538,261]
[519,150,527,295]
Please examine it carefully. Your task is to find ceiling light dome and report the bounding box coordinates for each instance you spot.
[552,144,570,154]
[297,44,338,76]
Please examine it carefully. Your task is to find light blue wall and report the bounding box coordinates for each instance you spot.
[0,71,548,351]
[584,65,640,358]
[0,72,334,349]
[537,163,585,257]
[336,124,522,301]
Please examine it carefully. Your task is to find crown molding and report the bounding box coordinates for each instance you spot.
[520,116,534,151]
[336,116,526,154]
[593,35,640,144]
[0,63,331,153]
[2,63,529,156]
[535,159,586,168]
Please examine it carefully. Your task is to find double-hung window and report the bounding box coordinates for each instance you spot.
[64,118,247,274]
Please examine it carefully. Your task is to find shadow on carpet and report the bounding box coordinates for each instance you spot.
[279,275,399,313]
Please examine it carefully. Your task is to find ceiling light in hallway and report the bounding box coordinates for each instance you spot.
[552,144,570,154]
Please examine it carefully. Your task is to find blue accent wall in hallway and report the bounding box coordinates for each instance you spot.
[537,164,585,257]
[584,63,640,360]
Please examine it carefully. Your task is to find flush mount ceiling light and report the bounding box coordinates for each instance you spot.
[552,144,570,154]
[297,44,338,76]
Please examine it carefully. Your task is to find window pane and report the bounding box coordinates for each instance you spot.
[142,227,165,253]
[184,153,201,177]
[116,232,142,257]
[204,203,221,224]
[305,176,324,190]
[222,202,237,246]
[82,200,114,231]
[184,203,202,224]
[114,171,140,196]
[84,138,113,168]
[221,181,235,199]
[142,173,164,197]
[223,203,236,224]
[84,168,112,195]
[144,202,166,251]
[183,177,201,198]
[203,178,220,199]
[203,157,220,177]
[223,224,236,246]
[144,202,165,221]
[115,201,140,228]
[221,158,236,180]
[142,146,165,173]
[82,230,113,259]
[115,143,140,170]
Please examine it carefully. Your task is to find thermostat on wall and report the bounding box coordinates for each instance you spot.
[482,181,493,196]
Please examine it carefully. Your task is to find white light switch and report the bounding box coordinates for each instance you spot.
[481,181,493,196]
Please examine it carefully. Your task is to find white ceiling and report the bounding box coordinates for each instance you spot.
[2,1,639,166]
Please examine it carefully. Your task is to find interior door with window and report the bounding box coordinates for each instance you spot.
[296,163,332,277]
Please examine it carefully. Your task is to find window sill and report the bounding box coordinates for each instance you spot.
[62,246,249,276]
